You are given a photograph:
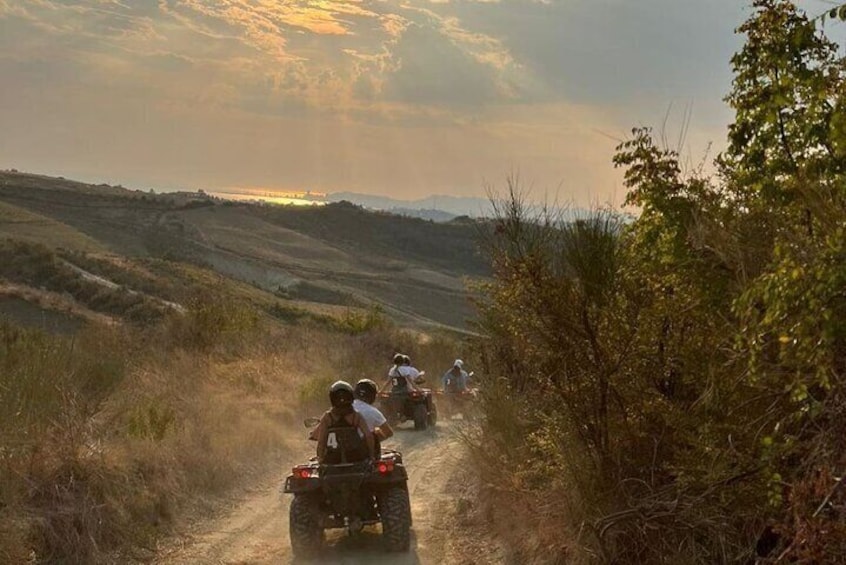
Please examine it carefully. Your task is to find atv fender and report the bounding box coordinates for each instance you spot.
[284,476,321,494]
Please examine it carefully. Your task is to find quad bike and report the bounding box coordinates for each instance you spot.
[377,373,437,430]
[284,418,412,557]
[436,387,480,421]
[437,371,480,420]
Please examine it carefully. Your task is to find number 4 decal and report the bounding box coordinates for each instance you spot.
[327,432,338,449]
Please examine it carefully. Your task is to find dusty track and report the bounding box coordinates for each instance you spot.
[155,422,467,565]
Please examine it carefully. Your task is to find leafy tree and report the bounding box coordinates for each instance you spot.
[474,1,846,562]
[720,0,844,211]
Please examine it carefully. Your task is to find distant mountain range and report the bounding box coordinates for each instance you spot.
[327,192,492,221]
[326,192,586,222]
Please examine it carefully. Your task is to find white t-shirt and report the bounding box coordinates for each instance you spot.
[388,365,421,392]
[353,399,387,432]
[402,365,420,379]
[388,365,420,379]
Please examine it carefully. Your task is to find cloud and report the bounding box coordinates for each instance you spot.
[4,0,819,206]
[0,0,530,120]
[379,22,502,106]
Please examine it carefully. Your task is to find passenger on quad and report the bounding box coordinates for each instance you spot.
[384,353,421,393]
[285,381,412,556]
[354,379,394,448]
[313,381,375,464]
[442,359,469,393]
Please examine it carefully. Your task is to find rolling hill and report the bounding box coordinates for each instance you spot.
[0,170,489,332]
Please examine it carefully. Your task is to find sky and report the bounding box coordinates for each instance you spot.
[0,1,842,206]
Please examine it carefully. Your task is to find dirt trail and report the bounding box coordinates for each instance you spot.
[155,422,467,565]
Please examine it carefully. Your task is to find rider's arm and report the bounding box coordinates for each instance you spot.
[372,407,393,440]
[380,367,397,392]
[375,421,394,441]
[356,414,376,459]
[315,413,331,462]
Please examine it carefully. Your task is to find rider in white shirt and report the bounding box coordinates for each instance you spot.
[386,353,420,392]
[353,379,394,444]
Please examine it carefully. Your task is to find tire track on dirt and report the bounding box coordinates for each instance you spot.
[155,422,465,565]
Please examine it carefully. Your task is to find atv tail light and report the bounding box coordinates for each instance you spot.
[292,466,314,479]
[377,461,394,474]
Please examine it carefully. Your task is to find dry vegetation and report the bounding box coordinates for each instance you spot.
[0,285,464,563]
[466,2,846,562]
[0,171,485,330]
[0,214,470,562]
[0,200,105,253]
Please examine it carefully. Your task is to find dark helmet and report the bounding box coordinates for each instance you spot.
[392,353,404,365]
[402,354,411,366]
[355,379,378,404]
[329,380,355,409]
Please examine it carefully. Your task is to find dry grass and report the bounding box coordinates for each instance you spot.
[0,305,294,562]
[0,293,463,563]
[0,200,105,253]
[0,281,115,325]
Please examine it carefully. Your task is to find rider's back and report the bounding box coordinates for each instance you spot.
[388,364,417,393]
[322,410,369,465]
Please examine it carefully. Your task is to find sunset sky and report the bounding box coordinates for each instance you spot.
[0,1,841,206]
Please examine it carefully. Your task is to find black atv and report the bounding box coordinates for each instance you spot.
[284,421,412,557]
[377,373,437,430]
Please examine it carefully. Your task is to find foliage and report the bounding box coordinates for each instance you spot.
[335,305,389,334]
[168,291,260,350]
[473,2,846,562]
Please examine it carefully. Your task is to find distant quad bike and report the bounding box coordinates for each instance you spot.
[377,373,437,430]
[437,387,480,421]
[437,371,480,421]
[284,418,412,557]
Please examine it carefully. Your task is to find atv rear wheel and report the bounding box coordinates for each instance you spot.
[290,493,323,557]
[427,405,437,427]
[413,403,428,430]
[379,487,411,551]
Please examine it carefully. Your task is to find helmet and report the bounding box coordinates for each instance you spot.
[392,353,404,365]
[355,379,378,404]
[454,359,464,369]
[329,380,355,409]
[402,354,411,366]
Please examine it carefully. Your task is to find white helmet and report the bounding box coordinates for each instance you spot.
[454,359,463,368]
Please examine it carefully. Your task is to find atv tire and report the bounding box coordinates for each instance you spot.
[427,405,437,428]
[290,493,323,557]
[413,403,428,430]
[379,486,411,551]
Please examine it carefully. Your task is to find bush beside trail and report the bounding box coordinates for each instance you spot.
[468,2,846,562]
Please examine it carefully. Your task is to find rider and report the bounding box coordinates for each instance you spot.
[314,381,375,464]
[442,359,469,393]
[386,353,420,392]
[353,379,394,453]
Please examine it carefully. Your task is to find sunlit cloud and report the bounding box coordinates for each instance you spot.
[3,0,811,205]
[0,0,526,117]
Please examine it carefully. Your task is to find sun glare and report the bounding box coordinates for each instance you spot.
[209,188,327,206]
